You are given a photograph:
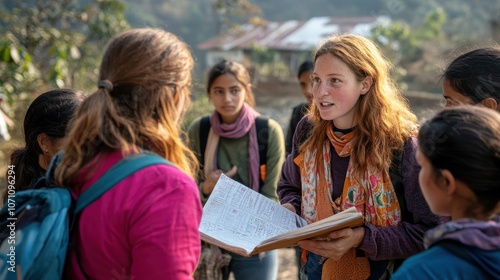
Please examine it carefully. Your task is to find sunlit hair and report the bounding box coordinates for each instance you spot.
[55,28,197,186]
[206,60,256,107]
[303,34,418,180]
[442,47,500,104]
[418,105,500,217]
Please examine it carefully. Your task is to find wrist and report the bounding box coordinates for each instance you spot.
[353,226,365,248]
[201,182,210,196]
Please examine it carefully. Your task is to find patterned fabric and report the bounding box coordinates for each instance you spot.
[294,122,402,279]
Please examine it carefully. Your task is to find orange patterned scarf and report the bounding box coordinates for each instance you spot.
[294,123,401,280]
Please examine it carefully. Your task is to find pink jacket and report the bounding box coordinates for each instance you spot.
[65,151,202,279]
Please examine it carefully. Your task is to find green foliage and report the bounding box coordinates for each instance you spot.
[257,62,291,79]
[183,92,213,131]
[372,9,447,62]
[0,33,39,104]
[416,8,447,41]
[87,0,129,43]
[250,43,275,64]
[370,8,448,91]
[0,0,129,102]
[213,0,264,34]
[249,43,291,78]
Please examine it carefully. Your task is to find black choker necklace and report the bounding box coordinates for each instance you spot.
[333,126,354,134]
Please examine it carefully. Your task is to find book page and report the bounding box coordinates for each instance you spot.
[199,174,307,254]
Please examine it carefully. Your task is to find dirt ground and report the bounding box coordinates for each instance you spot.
[278,248,300,280]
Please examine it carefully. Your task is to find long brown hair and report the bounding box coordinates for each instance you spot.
[55,28,197,186]
[303,34,417,180]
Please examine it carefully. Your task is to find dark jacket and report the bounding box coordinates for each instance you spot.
[285,102,309,155]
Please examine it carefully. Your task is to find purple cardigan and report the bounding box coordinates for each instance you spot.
[278,118,447,262]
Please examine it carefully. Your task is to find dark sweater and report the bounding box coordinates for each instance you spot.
[278,118,447,278]
[286,102,309,155]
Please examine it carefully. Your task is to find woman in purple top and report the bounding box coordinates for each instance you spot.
[54,28,202,279]
[278,34,445,279]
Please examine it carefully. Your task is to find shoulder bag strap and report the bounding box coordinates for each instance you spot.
[75,153,172,214]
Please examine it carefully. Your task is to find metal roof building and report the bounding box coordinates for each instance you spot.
[197,16,390,73]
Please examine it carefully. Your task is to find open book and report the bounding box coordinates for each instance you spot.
[199,174,364,257]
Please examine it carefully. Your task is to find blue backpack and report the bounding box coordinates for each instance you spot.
[0,153,172,280]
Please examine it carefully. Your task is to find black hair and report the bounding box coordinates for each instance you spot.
[418,105,500,215]
[442,47,500,103]
[297,60,314,79]
[4,89,84,202]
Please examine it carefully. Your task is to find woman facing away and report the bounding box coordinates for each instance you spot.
[278,34,446,280]
[392,105,500,279]
[3,89,84,204]
[441,46,500,110]
[54,28,202,279]
[187,60,285,280]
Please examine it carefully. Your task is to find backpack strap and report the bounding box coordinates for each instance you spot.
[199,116,211,168]
[75,153,172,214]
[255,117,269,187]
[255,116,269,168]
[198,116,269,188]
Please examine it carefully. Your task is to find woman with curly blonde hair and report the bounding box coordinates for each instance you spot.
[278,34,445,279]
[55,28,202,279]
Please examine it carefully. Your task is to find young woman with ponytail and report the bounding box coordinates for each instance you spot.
[55,28,202,279]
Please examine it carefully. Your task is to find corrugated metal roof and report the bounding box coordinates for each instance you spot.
[198,16,390,51]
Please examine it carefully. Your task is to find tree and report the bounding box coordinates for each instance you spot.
[0,32,39,104]
[0,0,129,102]
[213,0,264,34]
[371,8,448,91]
